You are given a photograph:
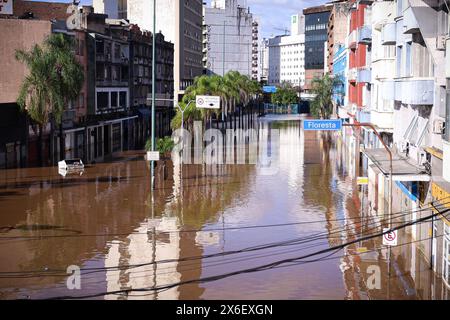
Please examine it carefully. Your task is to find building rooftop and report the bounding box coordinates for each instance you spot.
[303,4,332,15]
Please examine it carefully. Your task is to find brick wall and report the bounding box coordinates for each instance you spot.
[0,19,52,104]
[13,0,69,20]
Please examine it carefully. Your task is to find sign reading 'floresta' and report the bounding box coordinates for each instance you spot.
[303,119,343,131]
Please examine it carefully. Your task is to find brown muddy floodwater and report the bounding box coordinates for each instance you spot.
[0,119,446,299]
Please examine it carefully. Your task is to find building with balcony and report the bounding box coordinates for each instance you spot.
[327,0,351,75]
[356,0,450,290]
[203,0,258,80]
[369,0,396,146]
[0,0,86,167]
[346,0,371,115]
[94,0,203,99]
[258,38,269,83]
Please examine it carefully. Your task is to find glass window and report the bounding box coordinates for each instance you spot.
[111,92,118,108]
[97,92,109,110]
[119,91,127,108]
[405,42,412,76]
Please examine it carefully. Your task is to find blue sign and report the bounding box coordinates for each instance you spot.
[263,86,277,93]
[303,119,343,131]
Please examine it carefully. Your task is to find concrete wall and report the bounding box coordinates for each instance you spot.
[0,19,52,104]
[204,0,255,77]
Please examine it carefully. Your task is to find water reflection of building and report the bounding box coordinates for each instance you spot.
[104,217,181,300]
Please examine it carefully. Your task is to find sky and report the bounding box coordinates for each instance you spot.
[37,0,327,38]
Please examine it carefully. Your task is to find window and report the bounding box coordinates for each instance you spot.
[111,92,118,108]
[396,46,402,77]
[97,92,109,110]
[119,92,127,108]
[405,42,412,76]
[444,224,450,287]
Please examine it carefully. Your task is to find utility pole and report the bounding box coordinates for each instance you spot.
[222,20,226,122]
[151,0,156,188]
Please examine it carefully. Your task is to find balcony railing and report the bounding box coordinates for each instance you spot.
[395,78,434,105]
[348,68,357,82]
[371,110,394,130]
[381,22,396,45]
[357,68,371,83]
[348,29,357,49]
[358,25,372,44]
[403,6,419,34]
[381,80,395,100]
[372,58,395,80]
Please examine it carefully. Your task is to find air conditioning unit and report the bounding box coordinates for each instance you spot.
[436,35,446,51]
[398,141,408,153]
[433,119,445,134]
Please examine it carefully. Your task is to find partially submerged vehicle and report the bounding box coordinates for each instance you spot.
[58,159,85,177]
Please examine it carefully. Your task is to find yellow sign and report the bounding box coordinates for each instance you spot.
[357,177,369,185]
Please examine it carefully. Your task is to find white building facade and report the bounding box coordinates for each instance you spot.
[203,0,259,80]
[267,13,305,87]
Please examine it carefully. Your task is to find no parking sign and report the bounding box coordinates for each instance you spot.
[383,228,398,246]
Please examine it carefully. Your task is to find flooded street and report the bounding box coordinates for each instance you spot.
[0,119,448,300]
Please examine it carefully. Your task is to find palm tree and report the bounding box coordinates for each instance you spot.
[16,45,61,166]
[310,73,342,119]
[16,33,84,166]
[45,33,84,161]
[170,71,261,130]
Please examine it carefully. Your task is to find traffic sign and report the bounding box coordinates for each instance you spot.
[357,177,369,185]
[146,151,160,161]
[383,228,397,246]
[196,95,220,109]
[303,119,343,131]
[263,86,277,93]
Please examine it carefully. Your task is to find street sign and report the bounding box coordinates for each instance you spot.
[146,151,160,161]
[383,228,398,246]
[303,119,343,131]
[357,177,369,185]
[263,86,277,93]
[196,95,220,109]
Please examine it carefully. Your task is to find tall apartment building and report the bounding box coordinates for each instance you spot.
[203,0,259,80]
[93,0,203,99]
[327,0,351,74]
[369,0,396,146]
[346,0,371,123]
[303,4,332,90]
[259,38,269,83]
[267,14,305,87]
[340,0,450,292]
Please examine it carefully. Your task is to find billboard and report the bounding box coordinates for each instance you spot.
[0,0,13,15]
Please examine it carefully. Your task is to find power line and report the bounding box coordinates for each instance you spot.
[0,198,447,281]
[1,196,448,242]
[43,207,450,299]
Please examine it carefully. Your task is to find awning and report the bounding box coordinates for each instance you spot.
[362,148,430,182]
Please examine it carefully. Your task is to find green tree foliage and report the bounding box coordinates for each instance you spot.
[15,33,84,164]
[310,73,342,119]
[271,82,299,105]
[171,71,261,130]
